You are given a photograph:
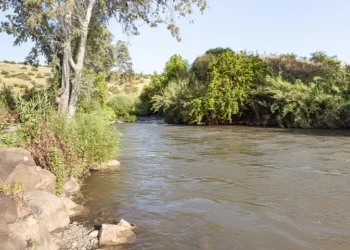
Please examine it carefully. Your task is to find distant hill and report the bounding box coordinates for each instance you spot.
[0,62,151,96]
[0,62,52,92]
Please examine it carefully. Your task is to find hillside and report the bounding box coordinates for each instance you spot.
[0,62,52,92]
[0,62,151,96]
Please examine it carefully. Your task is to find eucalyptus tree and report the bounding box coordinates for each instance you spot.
[1,0,208,117]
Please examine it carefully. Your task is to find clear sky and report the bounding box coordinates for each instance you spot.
[1,0,350,73]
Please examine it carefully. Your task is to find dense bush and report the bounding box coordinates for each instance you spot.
[142,49,350,128]
[1,70,10,76]
[108,94,137,122]
[1,74,120,191]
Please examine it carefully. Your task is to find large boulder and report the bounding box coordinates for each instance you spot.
[22,191,70,232]
[0,148,36,182]
[0,194,17,224]
[99,219,136,246]
[61,178,80,198]
[61,197,89,218]
[0,224,26,250]
[91,160,121,171]
[5,164,56,193]
[8,214,57,250]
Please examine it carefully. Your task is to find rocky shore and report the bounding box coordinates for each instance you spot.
[0,148,135,250]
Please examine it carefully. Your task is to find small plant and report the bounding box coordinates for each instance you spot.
[36,74,45,79]
[36,84,45,89]
[20,66,27,70]
[19,84,28,89]
[48,148,66,195]
[0,184,24,197]
[27,72,35,76]
[44,73,51,77]
[13,83,19,87]
[31,68,39,72]
[1,70,9,76]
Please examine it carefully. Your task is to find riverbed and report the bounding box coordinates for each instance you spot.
[81,122,350,250]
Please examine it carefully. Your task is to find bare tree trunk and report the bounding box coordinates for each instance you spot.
[58,47,70,113]
[67,0,96,118]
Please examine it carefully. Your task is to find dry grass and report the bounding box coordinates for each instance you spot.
[0,63,52,92]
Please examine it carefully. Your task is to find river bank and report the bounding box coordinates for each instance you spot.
[0,147,135,250]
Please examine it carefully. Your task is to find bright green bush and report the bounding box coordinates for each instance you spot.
[108,94,137,122]
[73,111,119,165]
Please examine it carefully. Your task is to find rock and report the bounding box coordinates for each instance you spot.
[0,224,26,250]
[22,191,70,232]
[62,197,89,217]
[16,203,31,219]
[99,219,136,246]
[0,148,36,182]
[89,230,99,238]
[91,160,121,171]
[62,178,80,197]
[5,164,56,193]
[8,214,57,250]
[0,194,17,224]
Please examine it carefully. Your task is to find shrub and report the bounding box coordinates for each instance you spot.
[44,73,51,77]
[19,84,28,89]
[108,94,137,122]
[31,68,39,72]
[0,184,24,197]
[2,60,16,64]
[1,70,9,76]
[36,75,45,79]
[20,66,27,70]
[11,73,31,81]
[28,72,35,76]
[73,111,119,166]
[13,83,19,87]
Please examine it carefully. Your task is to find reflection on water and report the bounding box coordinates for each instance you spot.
[80,123,350,250]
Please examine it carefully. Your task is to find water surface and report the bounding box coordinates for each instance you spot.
[81,122,350,250]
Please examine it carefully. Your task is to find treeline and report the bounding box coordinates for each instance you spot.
[139,48,350,128]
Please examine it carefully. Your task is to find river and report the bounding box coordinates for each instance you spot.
[80,122,350,250]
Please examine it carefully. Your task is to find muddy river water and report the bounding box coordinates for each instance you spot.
[81,122,350,250]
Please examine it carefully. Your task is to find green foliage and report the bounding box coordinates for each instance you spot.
[139,55,189,115]
[74,111,119,165]
[152,79,190,124]
[48,148,66,195]
[108,94,137,122]
[1,70,9,76]
[190,51,268,123]
[2,60,16,64]
[0,184,24,197]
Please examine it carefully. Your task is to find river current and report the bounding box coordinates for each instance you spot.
[81,122,350,250]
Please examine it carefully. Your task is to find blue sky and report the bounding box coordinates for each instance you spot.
[1,0,350,73]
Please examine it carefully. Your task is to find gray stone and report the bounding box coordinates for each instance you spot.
[8,214,57,250]
[22,191,70,232]
[0,148,36,182]
[88,230,99,238]
[62,178,80,197]
[62,197,89,217]
[5,164,56,193]
[99,219,136,246]
[0,194,17,224]
[0,224,26,250]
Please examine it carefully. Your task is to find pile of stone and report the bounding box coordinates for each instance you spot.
[0,148,135,250]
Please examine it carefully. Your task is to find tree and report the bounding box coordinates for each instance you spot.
[1,0,208,117]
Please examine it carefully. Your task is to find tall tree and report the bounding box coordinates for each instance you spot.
[1,0,208,117]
